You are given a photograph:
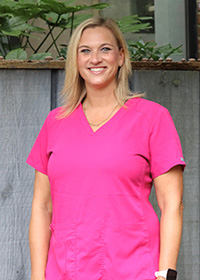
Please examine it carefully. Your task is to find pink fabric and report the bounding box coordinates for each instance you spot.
[27,98,186,280]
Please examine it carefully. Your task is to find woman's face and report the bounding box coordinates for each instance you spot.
[77,26,124,91]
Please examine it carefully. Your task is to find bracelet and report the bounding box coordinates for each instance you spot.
[155,269,177,280]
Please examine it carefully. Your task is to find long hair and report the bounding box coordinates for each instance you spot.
[59,17,136,118]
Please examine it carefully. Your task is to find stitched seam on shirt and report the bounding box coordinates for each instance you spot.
[99,225,107,280]
[137,157,157,271]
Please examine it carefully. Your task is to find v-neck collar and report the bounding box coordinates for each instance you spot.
[79,99,131,135]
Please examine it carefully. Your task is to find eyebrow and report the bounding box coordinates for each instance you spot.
[78,43,114,50]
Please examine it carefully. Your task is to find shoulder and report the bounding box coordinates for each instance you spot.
[45,106,80,131]
[127,97,167,113]
[48,107,61,117]
[46,107,62,122]
[42,107,63,131]
[126,97,170,121]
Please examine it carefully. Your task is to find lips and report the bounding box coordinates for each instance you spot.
[89,67,106,73]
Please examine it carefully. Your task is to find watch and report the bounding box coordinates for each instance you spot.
[155,269,177,280]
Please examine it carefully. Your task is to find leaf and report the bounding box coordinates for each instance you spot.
[2,29,21,36]
[61,14,92,29]
[2,16,29,30]
[63,0,76,6]
[19,0,35,3]
[128,39,182,61]
[29,52,52,60]
[38,0,70,15]
[14,2,43,19]
[0,13,14,19]
[1,15,45,37]
[121,24,151,33]
[20,32,45,39]
[37,0,109,15]
[58,47,67,58]
[62,3,109,13]
[145,41,157,48]
[26,25,46,32]
[5,48,27,60]
[116,15,152,34]
[117,15,139,25]
[138,16,153,21]
[86,3,110,10]
[43,12,59,24]
[0,1,17,14]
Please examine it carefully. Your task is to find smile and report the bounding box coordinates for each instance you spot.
[89,67,106,73]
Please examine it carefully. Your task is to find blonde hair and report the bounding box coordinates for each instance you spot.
[59,17,136,118]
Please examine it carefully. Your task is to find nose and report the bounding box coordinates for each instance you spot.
[90,50,102,64]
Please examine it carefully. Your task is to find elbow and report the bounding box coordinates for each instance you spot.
[179,200,184,215]
[160,199,184,216]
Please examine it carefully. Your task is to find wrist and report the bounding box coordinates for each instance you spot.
[31,273,45,280]
[155,269,177,280]
[31,278,45,280]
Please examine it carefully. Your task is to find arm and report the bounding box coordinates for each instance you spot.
[154,165,184,279]
[29,170,53,280]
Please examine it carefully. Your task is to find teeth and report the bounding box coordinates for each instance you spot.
[90,68,105,72]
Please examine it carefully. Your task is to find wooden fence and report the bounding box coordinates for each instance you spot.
[0,61,199,280]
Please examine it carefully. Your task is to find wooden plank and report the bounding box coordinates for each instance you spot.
[132,70,200,280]
[131,61,200,70]
[0,69,51,279]
[0,68,199,279]
[1,60,200,70]
[51,69,65,109]
[0,60,65,69]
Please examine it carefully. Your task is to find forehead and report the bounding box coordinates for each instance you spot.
[79,26,118,45]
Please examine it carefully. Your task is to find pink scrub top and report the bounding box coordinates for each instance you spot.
[27,98,186,280]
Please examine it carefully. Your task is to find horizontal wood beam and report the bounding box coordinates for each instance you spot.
[1,60,200,70]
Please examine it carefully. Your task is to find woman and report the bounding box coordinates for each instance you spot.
[27,17,186,280]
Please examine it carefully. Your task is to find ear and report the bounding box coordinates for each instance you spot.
[118,48,125,67]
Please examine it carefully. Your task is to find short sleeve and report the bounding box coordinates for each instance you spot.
[26,114,50,175]
[149,107,186,179]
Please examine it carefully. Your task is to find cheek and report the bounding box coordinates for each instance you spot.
[109,57,121,75]
[109,53,122,68]
[77,55,86,72]
[77,56,82,71]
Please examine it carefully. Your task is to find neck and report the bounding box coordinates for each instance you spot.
[84,87,117,109]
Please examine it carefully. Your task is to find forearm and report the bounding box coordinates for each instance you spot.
[159,203,183,271]
[29,203,52,280]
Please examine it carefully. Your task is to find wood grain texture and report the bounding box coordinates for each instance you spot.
[0,70,51,279]
[50,69,65,109]
[131,61,200,70]
[132,70,200,280]
[0,60,65,69]
[1,60,200,70]
[0,68,199,279]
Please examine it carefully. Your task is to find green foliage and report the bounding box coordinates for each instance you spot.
[0,0,109,59]
[116,15,152,33]
[5,48,27,59]
[128,39,182,61]
[59,45,68,58]
[0,1,182,61]
[29,52,52,60]
[55,15,153,59]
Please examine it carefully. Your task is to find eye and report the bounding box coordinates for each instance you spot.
[80,48,90,54]
[101,47,112,52]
